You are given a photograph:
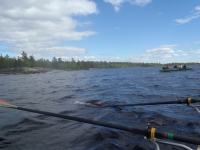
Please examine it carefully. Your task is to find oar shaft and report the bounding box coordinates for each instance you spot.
[155,132,200,146]
[17,107,145,133]
[106,101,180,107]
[16,107,200,145]
[104,99,200,107]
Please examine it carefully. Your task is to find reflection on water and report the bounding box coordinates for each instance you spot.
[0,66,200,150]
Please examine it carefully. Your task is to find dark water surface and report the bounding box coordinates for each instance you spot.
[0,66,200,150]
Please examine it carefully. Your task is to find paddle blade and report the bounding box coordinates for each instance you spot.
[91,102,104,107]
[0,100,17,108]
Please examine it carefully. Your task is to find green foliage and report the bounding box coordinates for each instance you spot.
[52,57,58,69]
[29,55,35,67]
[0,52,199,72]
[21,51,28,61]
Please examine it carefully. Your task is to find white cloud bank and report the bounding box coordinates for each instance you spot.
[0,0,98,59]
[104,0,151,12]
[128,45,191,63]
[193,50,200,54]
[174,6,200,24]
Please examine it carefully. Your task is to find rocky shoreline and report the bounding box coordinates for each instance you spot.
[0,67,53,75]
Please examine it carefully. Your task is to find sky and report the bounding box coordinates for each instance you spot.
[0,0,200,63]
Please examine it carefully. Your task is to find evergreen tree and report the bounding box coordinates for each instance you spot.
[0,55,3,69]
[21,51,30,67]
[52,57,58,69]
[29,55,35,67]
[21,51,28,61]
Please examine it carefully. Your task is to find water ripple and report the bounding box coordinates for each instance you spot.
[0,65,200,150]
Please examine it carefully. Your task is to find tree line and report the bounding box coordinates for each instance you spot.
[0,51,199,71]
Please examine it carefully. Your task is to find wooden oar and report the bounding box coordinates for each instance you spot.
[0,99,200,145]
[91,98,200,107]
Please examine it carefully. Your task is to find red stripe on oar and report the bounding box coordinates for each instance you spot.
[0,100,17,107]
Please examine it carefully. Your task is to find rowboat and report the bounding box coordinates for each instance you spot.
[159,68,192,72]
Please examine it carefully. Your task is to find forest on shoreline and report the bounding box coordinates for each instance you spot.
[0,51,199,74]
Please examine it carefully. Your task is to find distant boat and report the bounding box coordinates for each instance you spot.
[159,68,193,72]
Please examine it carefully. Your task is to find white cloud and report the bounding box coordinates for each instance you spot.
[129,0,152,6]
[0,0,98,58]
[195,6,200,11]
[148,45,177,57]
[128,43,199,63]
[103,0,151,12]
[146,47,175,59]
[128,54,149,62]
[175,49,189,56]
[73,55,122,62]
[174,16,199,24]
[176,50,183,53]
[13,46,87,60]
[42,46,87,56]
[194,50,200,54]
[128,45,192,63]
[151,44,200,63]
[103,0,125,12]
[160,44,179,48]
[173,54,179,56]
[174,5,200,24]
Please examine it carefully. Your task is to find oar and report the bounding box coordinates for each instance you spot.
[91,98,200,107]
[0,100,200,145]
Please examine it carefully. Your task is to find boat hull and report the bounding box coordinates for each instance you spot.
[159,68,192,72]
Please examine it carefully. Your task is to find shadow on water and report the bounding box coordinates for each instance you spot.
[0,65,200,150]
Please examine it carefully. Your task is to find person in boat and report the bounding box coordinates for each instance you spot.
[178,64,182,69]
[174,65,177,69]
[183,64,186,69]
[166,65,170,69]
[162,65,170,70]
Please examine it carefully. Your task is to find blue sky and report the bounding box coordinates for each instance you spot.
[0,0,200,63]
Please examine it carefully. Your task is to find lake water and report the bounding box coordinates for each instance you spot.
[0,66,200,150]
